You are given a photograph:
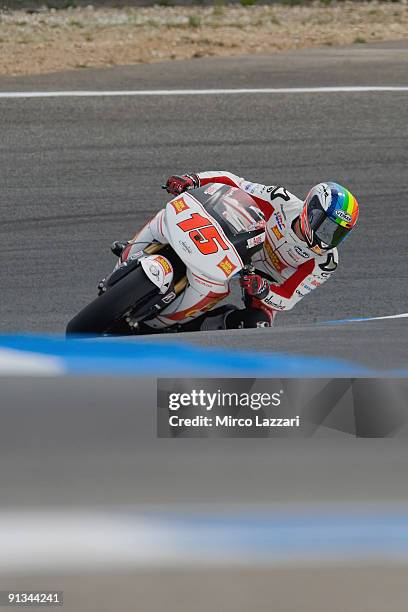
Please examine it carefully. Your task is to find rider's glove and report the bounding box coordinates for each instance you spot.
[240,273,269,299]
[164,173,200,195]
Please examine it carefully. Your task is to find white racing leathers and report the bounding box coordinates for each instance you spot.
[121,171,338,328]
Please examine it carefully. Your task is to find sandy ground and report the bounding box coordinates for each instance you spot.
[0,1,407,76]
[2,566,408,612]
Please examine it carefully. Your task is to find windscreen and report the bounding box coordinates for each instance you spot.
[195,184,265,237]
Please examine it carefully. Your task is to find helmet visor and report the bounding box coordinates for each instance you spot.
[307,195,350,248]
[315,217,350,248]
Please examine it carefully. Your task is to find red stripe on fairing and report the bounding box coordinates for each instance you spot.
[249,195,274,221]
[268,258,315,299]
[191,272,227,288]
[122,244,133,261]
[165,290,230,321]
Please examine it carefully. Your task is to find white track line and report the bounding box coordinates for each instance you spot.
[329,312,408,324]
[0,86,408,99]
[362,313,408,321]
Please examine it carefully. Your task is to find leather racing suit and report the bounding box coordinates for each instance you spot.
[120,171,338,329]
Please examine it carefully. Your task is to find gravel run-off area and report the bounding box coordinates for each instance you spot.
[0,1,407,76]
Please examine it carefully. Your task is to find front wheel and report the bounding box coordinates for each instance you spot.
[66,266,160,336]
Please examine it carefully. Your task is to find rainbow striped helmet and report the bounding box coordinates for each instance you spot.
[300,182,359,250]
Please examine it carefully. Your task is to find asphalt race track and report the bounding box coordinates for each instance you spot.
[1,42,408,612]
[1,41,407,367]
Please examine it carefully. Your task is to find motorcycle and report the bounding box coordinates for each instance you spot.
[66,183,266,336]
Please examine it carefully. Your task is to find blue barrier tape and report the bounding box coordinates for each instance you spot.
[142,507,408,559]
[0,334,373,376]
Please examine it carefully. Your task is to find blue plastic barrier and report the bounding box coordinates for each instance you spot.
[0,334,377,376]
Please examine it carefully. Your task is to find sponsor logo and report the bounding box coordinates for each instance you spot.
[217,255,237,277]
[264,296,285,310]
[310,279,320,288]
[193,277,213,288]
[155,255,172,275]
[294,245,309,259]
[127,250,143,262]
[247,232,265,249]
[248,219,266,233]
[149,264,160,278]
[272,225,284,240]
[204,184,223,196]
[275,212,285,231]
[295,289,304,297]
[335,209,352,223]
[264,239,285,273]
[171,198,189,214]
[162,291,176,304]
[179,240,193,254]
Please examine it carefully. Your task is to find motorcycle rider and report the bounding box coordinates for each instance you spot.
[113,171,359,331]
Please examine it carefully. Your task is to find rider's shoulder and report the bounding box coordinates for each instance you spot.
[263,185,300,206]
[314,248,339,273]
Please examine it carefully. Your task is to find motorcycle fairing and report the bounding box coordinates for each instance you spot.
[164,192,244,284]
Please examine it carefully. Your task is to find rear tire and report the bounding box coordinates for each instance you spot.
[66,266,159,336]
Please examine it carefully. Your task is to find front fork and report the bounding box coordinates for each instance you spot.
[99,241,188,296]
[101,241,189,332]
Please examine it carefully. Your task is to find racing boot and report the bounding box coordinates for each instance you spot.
[199,305,239,331]
[173,305,237,333]
[195,305,271,330]
[226,307,271,329]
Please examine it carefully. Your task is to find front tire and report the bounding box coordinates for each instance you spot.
[66,266,159,336]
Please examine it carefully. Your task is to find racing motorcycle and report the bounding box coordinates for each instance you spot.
[66,183,266,336]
